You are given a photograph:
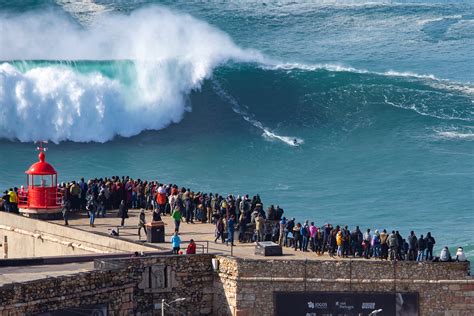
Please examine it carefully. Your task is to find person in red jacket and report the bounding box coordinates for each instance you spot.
[156,185,167,214]
[186,239,196,255]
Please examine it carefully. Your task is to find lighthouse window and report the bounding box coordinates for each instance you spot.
[40,176,49,187]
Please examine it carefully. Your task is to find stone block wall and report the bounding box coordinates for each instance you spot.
[0,254,472,316]
[0,254,215,316]
[214,256,473,316]
[118,253,215,315]
[0,268,137,316]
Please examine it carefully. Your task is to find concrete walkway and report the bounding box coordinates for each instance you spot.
[0,209,382,287]
[49,208,372,261]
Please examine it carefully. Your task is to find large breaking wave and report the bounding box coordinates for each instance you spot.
[0,7,262,142]
[1,6,473,144]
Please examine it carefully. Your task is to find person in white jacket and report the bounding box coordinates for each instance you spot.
[456,247,467,262]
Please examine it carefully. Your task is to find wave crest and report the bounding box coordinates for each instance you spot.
[0,7,262,142]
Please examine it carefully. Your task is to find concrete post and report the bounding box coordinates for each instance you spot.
[3,236,8,259]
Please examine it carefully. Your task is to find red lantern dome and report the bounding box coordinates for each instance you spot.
[26,151,57,175]
[19,145,62,218]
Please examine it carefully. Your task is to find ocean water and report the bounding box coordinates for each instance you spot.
[0,1,473,257]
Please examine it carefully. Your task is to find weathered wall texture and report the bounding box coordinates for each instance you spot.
[0,254,472,316]
[100,254,215,315]
[0,268,137,316]
[0,254,215,316]
[214,256,473,316]
[0,212,156,258]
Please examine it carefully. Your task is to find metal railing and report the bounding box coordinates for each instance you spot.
[17,188,63,209]
[170,240,234,256]
[179,240,208,254]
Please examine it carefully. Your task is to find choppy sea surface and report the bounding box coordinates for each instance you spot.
[0,1,473,257]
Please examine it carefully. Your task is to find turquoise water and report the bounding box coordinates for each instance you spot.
[0,1,473,257]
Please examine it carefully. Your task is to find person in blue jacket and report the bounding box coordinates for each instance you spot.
[171,231,181,254]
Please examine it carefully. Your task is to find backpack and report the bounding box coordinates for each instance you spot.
[426,237,434,248]
[302,226,309,237]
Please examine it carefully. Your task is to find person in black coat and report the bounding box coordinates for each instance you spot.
[425,232,436,261]
[119,200,128,226]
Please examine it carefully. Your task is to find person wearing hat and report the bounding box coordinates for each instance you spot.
[456,247,467,262]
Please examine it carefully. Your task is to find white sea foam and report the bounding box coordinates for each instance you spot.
[436,131,474,140]
[0,7,263,143]
[264,62,365,74]
[55,0,112,25]
[268,62,441,81]
[416,15,463,26]
[267,62,474,97]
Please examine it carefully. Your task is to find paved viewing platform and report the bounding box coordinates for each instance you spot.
[48,208,345,260]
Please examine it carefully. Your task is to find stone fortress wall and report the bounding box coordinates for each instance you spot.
[0,254,215,316]
[0,254,472,316]
[214,256,473,316]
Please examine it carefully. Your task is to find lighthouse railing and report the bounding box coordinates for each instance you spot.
[18,187,63,209]
[18,191,28,209]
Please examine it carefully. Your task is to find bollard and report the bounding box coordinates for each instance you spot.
[3,236,8,259]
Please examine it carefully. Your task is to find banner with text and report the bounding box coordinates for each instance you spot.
[274,291,418,316]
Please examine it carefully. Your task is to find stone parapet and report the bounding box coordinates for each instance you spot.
[0,254,471,316]
[214,256,472,316]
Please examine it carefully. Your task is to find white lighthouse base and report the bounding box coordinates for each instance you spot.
[19,207,63,220]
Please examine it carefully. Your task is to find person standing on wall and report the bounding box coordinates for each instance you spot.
[388,230,399,261]
[425,232,436,261]
[417,234,426,262]
[407,231,418,261]
[363,228,372,259]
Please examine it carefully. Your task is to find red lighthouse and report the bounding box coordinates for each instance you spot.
[19,143,62,218]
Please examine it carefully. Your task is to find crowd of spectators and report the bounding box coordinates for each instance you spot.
[1,176,468,262]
